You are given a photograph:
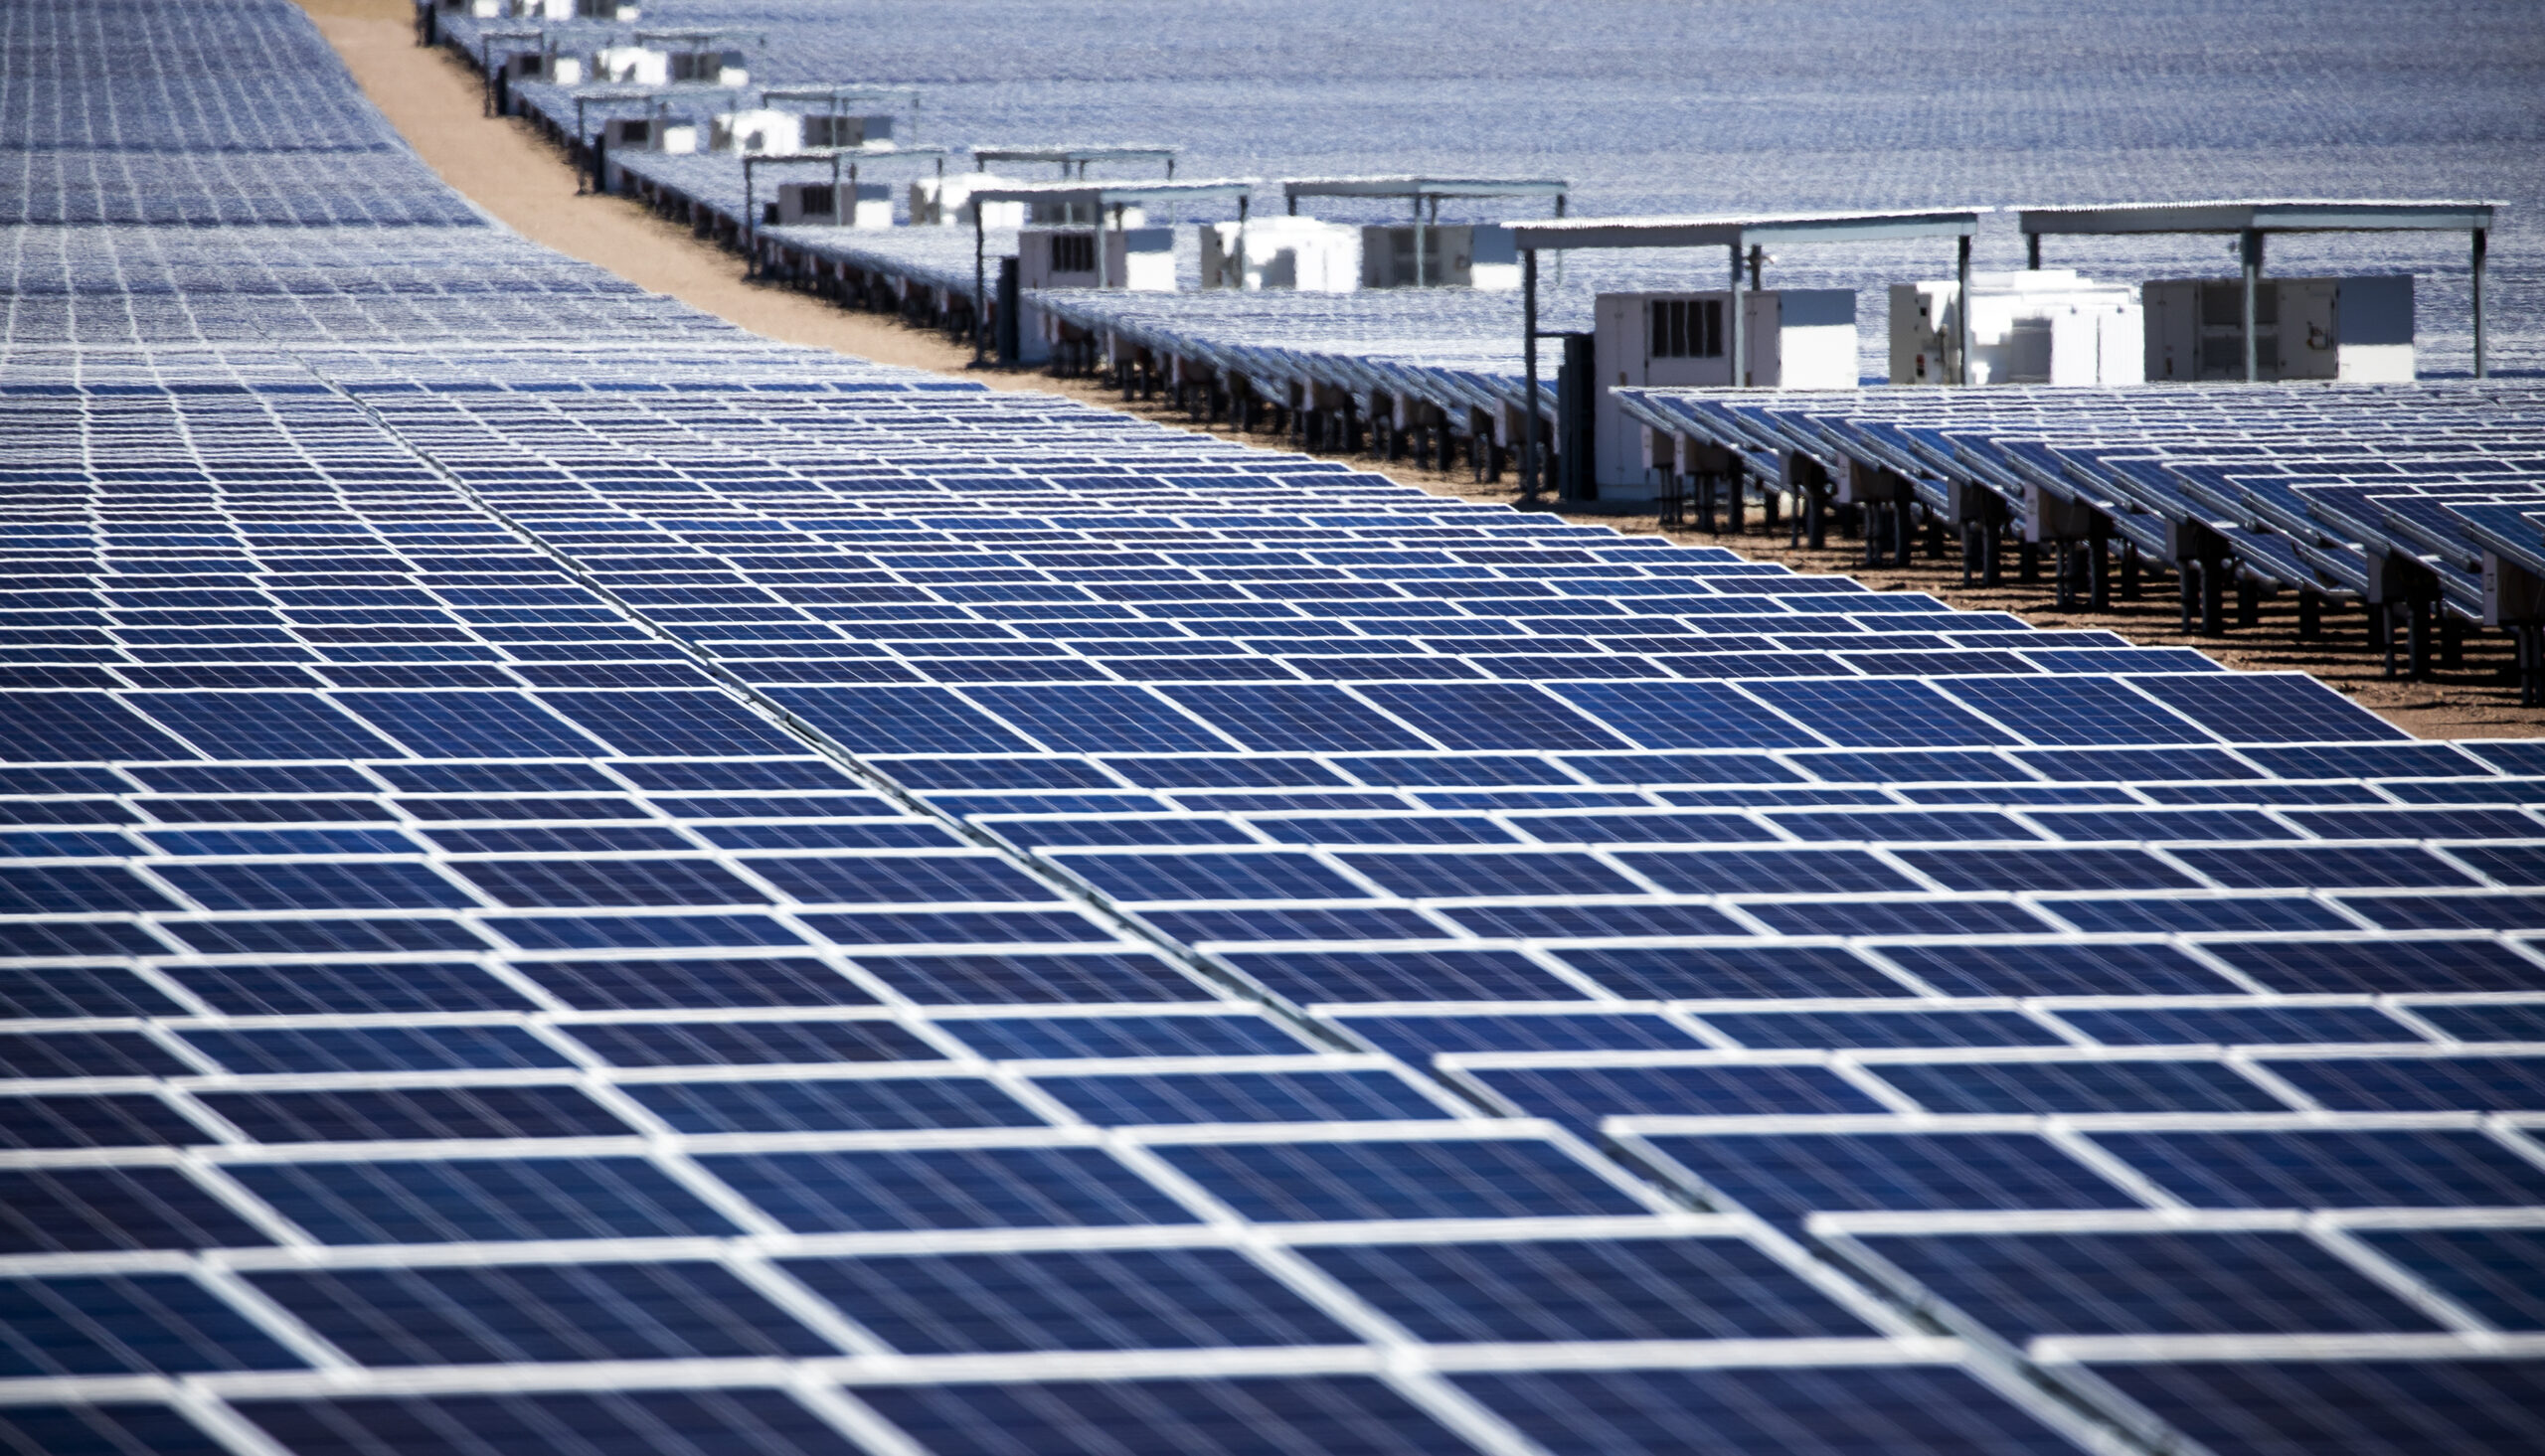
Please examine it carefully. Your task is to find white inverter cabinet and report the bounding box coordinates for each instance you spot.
[773,181,891,228]
[1890,269,2143,387]
[1590,289,1856,495]
[907,175,1025,229]
[2142,274,2415,383]
[1201,218,1361,291]
[1358,224,1520,289]
[1018,227,1175,291]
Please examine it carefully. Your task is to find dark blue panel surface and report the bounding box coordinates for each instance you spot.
[1460,1366,2079,1456]
[785,1247,1351,1353]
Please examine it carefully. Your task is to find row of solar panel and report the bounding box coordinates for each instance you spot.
[2,1218,2543,1371]
[3,991,2542,1066]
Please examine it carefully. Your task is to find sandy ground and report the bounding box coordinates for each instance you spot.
[303,0,2537,739]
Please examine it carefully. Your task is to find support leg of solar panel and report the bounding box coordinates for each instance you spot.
[2297,587,2322,638]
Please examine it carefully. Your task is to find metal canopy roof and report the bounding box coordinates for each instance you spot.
[965,179,1253,208]
[631,27,762,43]
[1280,176,1568,201]
[2019,199,2500,236]
[759,83,921,107]
[972,145,1179,165]
[1510,209,1985,251]
[566,81,747,98]
[742,145,952,165]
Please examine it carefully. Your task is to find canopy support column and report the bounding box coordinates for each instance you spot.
[1727,243,1745,388]
[1522,248,1540,503]
[2241,227,2264,383]
[2472,226,2488,380]
[1413,195,1426,288]
[971,205,986,366]
[1955,234,1972,384]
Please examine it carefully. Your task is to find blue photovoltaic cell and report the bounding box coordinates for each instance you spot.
[1938,676,2214,745]
[453,858,764,908]
[0,692,192,761]
[1547,681,1819,748]
[1882,943,2233,997]
[1460,1366,2079,1456]
[623,1074,1043,1132]
[2087,1128,2545,1209]
[960,684,1236,751]
[0,1167,271,1253]
[1030,1069,1447,1124]
[1230,948,1589,1003]
[695,1147,1197,1230]
[1154,684,1433,752]
[228,1158,742,1243]
[334,691,602,757]
[857,1376,1473,1456]
[0,1404,227,1456]
[1640,1131,2140,1224]
[2204,938,2544,994]
[1054,851,1368,902]
[126,692,403,760]
[2093,1359,2545,1456]
[1305,1237,1870,1342]
[239,1391,866,1456]
[1159,1137,1645,1220]
[1475,1062,1887,1123]
[1855,1229,2440,1338]
[2128,673,2414,743]
[2355,1229,2545,1330]
[1561,944,1907,999]
[1739,679,2020,748]
[2266,1056,2545,1113]
[157,861,476,911]
[247,1262,835,1365]
[765,686,1037,753]
[197,1084,629,1142]
[1349,683,1629,750]
[781,1247,1353,1353]
[565,1019,939,1066]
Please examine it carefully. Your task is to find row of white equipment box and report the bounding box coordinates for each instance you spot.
[976,220,2418,392]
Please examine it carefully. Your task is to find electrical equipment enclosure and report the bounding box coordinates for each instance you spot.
[2143,275,2415,383]
[1201,218,1361,291]
[1590,289,1856,495]
[1890,269,2143,387]
[709,109,799,155]
[1360,224,1519,289]
[909,174,1026,229]
[775,181,892,228]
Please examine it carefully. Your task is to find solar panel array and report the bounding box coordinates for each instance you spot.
[9,2,2545,1453]
[1617,384,2545,631]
